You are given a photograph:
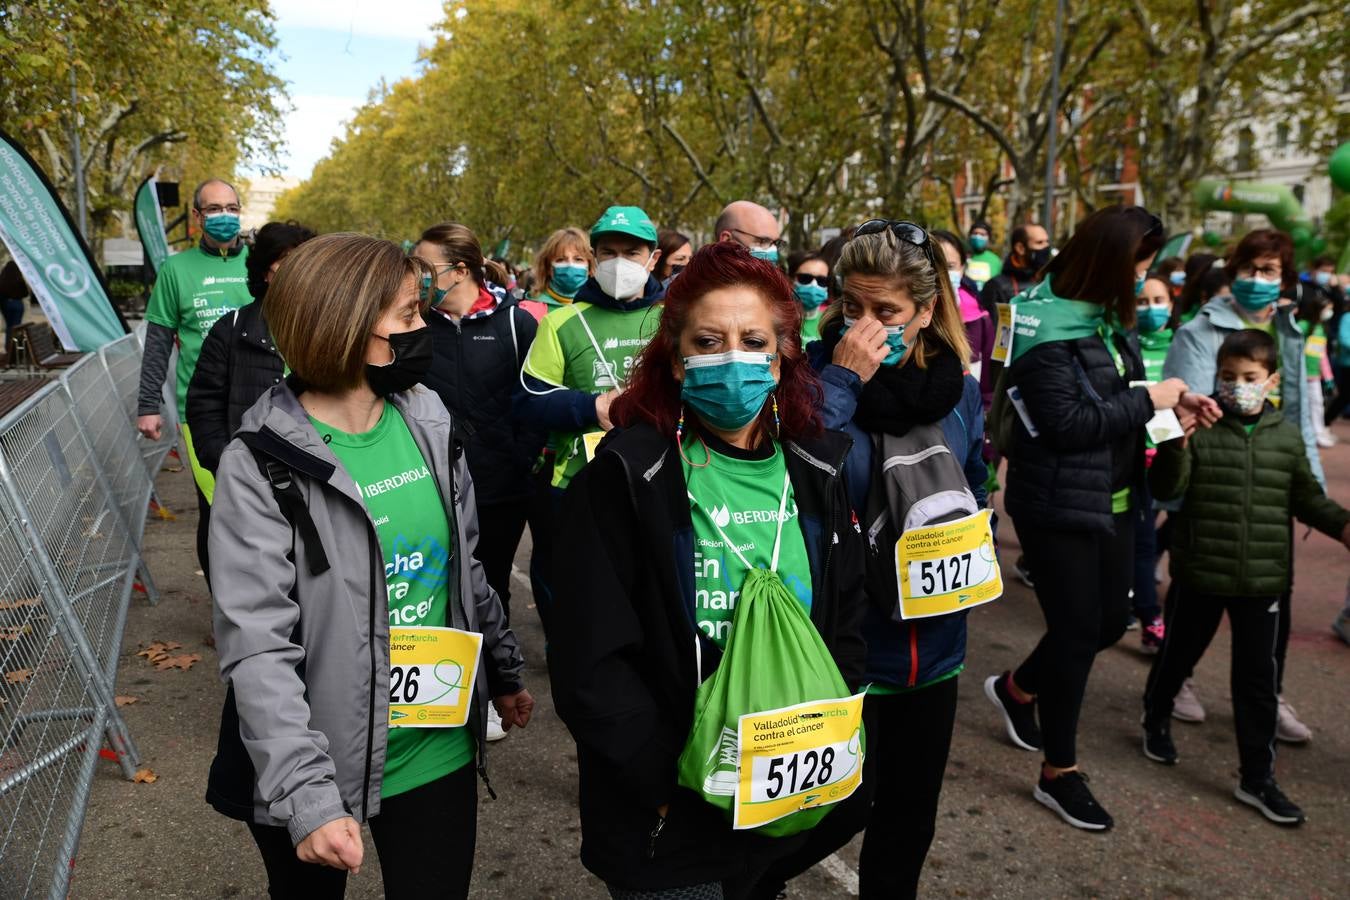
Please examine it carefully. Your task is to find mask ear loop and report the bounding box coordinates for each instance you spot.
[772,394,781,439]
[676,405,711,468]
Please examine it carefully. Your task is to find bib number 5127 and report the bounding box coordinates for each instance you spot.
[913,552,972,596]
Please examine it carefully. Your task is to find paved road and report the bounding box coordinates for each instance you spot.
[73,421,1350,898]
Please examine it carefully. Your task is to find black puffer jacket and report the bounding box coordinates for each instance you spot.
[1004,331,1153,533]
[423,286,543,507]
[186,301,285,474]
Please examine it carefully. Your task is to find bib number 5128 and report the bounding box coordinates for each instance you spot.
[765,746,836,800]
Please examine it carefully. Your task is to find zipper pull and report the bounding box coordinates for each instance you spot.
[646,814,667,860]
[476,759,498,801]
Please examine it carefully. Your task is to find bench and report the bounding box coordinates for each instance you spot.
[0,376,50,420]
[11,322,82,370]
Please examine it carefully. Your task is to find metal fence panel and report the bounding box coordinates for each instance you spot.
[101,333,176,475]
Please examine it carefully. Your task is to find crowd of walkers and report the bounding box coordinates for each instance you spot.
[135,178,1350,899]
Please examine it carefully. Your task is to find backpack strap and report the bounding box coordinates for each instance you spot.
[240,439,331,577]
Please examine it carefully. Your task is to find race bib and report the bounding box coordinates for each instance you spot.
[895,509,1002,619]
[1307,333,1327,360]
[582,430,605,462]
[733,692,865,830]
[966,259,992,285]
[388,626,482,728]
[991,303,1015,363]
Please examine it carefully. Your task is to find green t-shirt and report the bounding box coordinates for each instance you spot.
[683,439,813,649]
[801,310,823,345]
[1138,329,1173,384]
[308,404,475,798]
[965,250,1003,289]
[521,301,661,489]
[144,243,251,418]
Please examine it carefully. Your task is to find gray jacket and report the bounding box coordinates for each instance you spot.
[207,382,524,844]
[1163,297,1325,487]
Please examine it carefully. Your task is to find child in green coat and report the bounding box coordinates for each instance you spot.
[1141,329,1350,827]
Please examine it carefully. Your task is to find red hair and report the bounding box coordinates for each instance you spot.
[613,242,823,441]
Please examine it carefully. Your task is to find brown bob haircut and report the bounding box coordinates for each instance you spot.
[1224,228,1296,293]
[1040,205,1165,329]
[264,233,434,393]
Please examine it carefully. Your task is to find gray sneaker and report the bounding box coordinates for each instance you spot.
[1275,696,1312,744]
[1172,679,1206,724]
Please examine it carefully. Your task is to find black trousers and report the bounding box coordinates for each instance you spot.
[1143,586,1281,782]
[246,764,478,899]
[472,500,529,626]
[1131,487,1160,621]
[195,483,212,592]
[750,677,960,900]
[1013,512,1134,768]
[1324,366,1350,424]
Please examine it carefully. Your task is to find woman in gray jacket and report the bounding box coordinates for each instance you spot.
[205,233,532,899]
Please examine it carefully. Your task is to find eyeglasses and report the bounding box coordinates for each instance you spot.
[197,204,242,215]
[854,219,939,269]
[795,272,830,289]
[729,227,786,251]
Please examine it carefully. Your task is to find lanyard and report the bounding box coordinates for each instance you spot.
[574,308,619,387]
[1099,324,1125,378]
[687,470,793,574]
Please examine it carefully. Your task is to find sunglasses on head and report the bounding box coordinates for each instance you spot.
[794,272,830,289]
[854,219,939,269]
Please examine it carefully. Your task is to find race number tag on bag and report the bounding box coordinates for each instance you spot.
[733,692,866,830]
[895,509,1002,620]
[582,430,605,462]
[992,303,1016,363]
[388,626,482,728]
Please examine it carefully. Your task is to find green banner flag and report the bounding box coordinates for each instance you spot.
[134,172,172,274]
[0,128,126,350]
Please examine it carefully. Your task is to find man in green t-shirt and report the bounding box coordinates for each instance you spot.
[965,220,1003,291]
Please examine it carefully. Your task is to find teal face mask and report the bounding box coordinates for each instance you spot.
[793,282,828,311]
[550,264,588,297]
[203,213,241,243]
[420,274,449,306]
[680,350,778,431]
[1134,273,1147,297]
[843,315,909,366]
[969,234,989,252]
[1231,276,1281,311]
[1135,305,1170,334]
[750,247,779,264]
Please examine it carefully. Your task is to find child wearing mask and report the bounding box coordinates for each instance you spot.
[1141,329,1350,827]
[1131,276,1174,652]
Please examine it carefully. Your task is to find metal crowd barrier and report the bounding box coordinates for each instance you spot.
[0,334,168,899]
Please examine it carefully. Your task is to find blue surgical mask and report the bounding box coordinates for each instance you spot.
[680,350,778,431]
[843,315,909,366]
[550,263,588,297]
[1136,305,1170,334]
[750,247,779,264]
[1314,271,1332,287]
[1231,276,1281,311]
[1168,271,1186,287]
[949,270,964,292]
[793,282,828,311]
[420,274,448,306]
[969,234,989,252]
[203,212,241,243]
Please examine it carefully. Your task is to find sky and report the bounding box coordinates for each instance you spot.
[259,0,447,181]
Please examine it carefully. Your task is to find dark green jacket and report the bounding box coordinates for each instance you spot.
[1151,404,1348,596]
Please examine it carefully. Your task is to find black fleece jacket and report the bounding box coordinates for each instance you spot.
[547,422,865,891]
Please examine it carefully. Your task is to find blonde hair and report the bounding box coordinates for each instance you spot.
[532,226,594,288]
[820,229,971,369]
[265,233,434,393]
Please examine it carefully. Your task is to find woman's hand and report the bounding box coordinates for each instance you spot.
[832,316,889,384]
[595,388,622,431]
[493,688,535,731]
[1176,390,1223,428]
[1146,378,1188,410]
[296,817,363,873]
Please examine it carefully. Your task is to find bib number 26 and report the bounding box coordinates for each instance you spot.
[389,665,421,704]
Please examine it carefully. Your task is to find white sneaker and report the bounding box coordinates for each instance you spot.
[1275,696,1312,744]
[1316,432,1337,449]
[1172,678,1206,723]
[486,704,508,742]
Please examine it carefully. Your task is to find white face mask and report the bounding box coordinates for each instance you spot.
[595,256,650,302]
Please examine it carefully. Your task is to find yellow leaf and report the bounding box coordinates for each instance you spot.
[132,768,157,784]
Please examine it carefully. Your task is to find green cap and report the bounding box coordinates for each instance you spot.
[590,205,657,245]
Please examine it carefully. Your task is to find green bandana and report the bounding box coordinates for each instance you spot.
[1009,277,1106,363]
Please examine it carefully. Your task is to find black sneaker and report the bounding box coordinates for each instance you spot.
[1034,770,1114,831]
[1142,719,1179,765]
[984,672,1042,752]
[1234,778,1305,826]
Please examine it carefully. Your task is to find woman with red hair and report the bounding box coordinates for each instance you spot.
[547,242,867,899]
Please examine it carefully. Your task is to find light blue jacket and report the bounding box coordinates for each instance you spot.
[1163,297,1324,487]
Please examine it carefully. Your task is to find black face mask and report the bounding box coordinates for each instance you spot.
[1028,246,1053,271]
[365,326,433,396]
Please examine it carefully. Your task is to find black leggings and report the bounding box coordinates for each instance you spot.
[1144,586,1281,781]
[750,677,960,900]
[473,500,529,626]
[246,763,478,899]
[1013,512,1134,769]
[1324,366,1350,424]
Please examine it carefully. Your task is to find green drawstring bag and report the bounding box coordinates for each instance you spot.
[676,566,866,837]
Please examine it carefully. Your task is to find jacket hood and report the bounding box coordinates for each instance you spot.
[573,274,665,312]
[1198,295,1300,337]
[461,281,510,322]
[599,420,852,485]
